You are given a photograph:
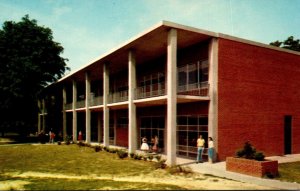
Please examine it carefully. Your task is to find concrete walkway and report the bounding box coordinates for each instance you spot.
[175,154,300,190]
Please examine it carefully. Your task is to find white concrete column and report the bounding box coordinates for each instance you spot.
[85,72,91,143]
[208,37,219,162]
[72,80,77,142]
[128,50,137,153]
[166,28,177,166]
[62,86,67,139]
[103,63,110,147]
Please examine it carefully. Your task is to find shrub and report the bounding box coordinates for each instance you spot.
[65,135,71,145]
[134,154,142,160]
[254,152,265,161]
[117,150,128,159]
[235,141,265,161]
[85,143,91,147]
[154,155,161,161]
[148,155,154,161]
[129,153,135,158]
[95,145,101,152]
[77,141,85,147]
[108,148,117,153]
[154,159,167,169]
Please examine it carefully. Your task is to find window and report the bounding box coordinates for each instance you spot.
[140,116,165,151]
[178,59,208,91]
[177,115,208,158]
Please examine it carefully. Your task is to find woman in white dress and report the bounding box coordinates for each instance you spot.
[140,137,149,151]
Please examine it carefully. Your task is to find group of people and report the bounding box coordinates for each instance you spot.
[38,129,62,144]
[196,135,215,163]
[140,135,159,153]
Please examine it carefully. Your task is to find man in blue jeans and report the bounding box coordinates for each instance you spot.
[196,134,205,163]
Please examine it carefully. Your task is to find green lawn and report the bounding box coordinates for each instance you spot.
[0,144,185,190]
[276,161,300,183]
[0,143,299,190]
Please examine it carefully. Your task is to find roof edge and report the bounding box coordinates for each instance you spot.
[161,20,219,38]
[56,21,300,84]
[219,33,300,56]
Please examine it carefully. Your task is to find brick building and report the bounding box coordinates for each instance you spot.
[39,21,300,165]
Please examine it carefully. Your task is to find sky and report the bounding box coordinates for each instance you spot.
[1,0,300,74]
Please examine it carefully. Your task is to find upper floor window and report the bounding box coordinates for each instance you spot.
[178,59,208,88]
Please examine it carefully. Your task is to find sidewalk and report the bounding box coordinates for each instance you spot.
[175,155,300,190]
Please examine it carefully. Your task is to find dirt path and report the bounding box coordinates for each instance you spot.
[1,170,274,190]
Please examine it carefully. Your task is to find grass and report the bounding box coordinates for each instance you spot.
[0,144,185,190]
[276,161,300,183]
[1,143,299,190]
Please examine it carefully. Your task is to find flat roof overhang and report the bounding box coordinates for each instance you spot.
[47,20,300,90]
[56,21,217,85]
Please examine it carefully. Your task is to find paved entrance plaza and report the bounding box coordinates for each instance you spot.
[175,154,300,190]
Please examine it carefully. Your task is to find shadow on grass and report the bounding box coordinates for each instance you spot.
[0,135,39,145]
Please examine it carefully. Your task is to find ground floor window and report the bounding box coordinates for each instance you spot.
[177,115,208,158]
[140,116,164,152]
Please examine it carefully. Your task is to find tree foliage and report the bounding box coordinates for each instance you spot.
[0,15,69,135]
[270,36,300,52]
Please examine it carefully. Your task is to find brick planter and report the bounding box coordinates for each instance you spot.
[226,157,278,177]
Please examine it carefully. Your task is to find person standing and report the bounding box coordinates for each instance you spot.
[196,134,205,163]
[48,129,52,143]
[50,131,55,144]
[152,135,159,153]
[140,136,149,152]
[78,131,83,141]
[208,137,214,163]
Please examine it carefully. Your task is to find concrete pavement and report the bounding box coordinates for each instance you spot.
[175,155,300,190]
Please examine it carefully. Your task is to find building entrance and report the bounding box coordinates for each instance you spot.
[140,116,164,152]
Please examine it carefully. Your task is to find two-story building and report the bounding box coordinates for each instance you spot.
[39,21,300,165]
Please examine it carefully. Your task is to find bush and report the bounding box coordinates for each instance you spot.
[254,152,265,161]
[117,150,128,159]
[65,135,71,145]
[129,153,135,158]
[235,141,265,161]
[148,155,154,161]
[95,145,101,152]
[77,141,85,147]
[154,159,167,169]
[154,155,161,161]
[108,148,117,153]
[134,154,142,160]
[103,146,108,152]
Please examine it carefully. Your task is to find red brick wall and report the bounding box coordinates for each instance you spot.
[218,38,300,160]
[226,157,278,177]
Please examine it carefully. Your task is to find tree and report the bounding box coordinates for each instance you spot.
[0,15,69,136]
[270,36,300,52]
